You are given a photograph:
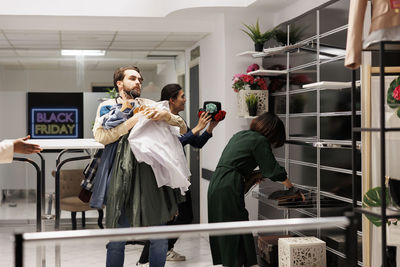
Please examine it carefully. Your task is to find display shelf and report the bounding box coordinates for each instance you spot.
[285,139,314,147]
[353,127,400,132]
[314,140,361,150]
[302,81,361,90]
[247,69,287,76]
[363,41,400,52]
[355,207,400,219]
[351,41,400,267]
[237,35,318,59]
[252,190,350,210]
[236,51,266,57]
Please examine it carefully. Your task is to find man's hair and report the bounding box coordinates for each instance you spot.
[113,66,142,88]
[160,83,182,101]
[250,112,286,148]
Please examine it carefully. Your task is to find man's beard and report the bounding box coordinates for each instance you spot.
[123,86,140,99]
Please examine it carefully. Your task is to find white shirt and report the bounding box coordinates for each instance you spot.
[0,140,14,164]
[128,101,191,195]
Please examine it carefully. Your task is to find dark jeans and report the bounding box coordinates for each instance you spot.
[138,189,193,263]
[106,211,168,267]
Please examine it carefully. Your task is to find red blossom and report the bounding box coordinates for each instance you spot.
[393,85,400,101]
[247,64,260,73]
[198,110,205,118]
[214,110,226,121]
[242,75,254,84]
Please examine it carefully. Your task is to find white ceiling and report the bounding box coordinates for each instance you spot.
[0,30,207,70]
[0,0,302,71]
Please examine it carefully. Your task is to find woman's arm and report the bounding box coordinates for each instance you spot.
[93,114,140,145]
[281,178,294,189]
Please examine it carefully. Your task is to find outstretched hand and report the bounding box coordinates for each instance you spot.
[192,112,212,135]
[13,136,42,154]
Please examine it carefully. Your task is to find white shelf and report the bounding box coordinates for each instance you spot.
[247,69,287,76]
[302,81,361,90]
[262,42,308,56]
[236,51,266,57]
[237,35,317,59]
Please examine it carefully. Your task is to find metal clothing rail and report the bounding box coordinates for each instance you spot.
[14,216,358,267]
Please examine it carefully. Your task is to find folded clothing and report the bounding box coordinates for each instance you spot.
[268,187,303,202]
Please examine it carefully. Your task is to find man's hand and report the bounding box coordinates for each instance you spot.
[125,112,141,130]
[13,136,42,154]
[144,108,171,121]
[192,112,212,135]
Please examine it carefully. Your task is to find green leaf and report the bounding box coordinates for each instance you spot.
[362,187,392,227]
[242,18,276,45]
[245,94,258,107]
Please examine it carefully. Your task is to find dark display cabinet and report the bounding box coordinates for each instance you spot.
[238,1,363,265]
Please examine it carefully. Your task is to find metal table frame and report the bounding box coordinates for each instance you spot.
[12,156,42,232]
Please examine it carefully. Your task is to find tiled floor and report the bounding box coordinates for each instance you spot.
[0,199,216,267]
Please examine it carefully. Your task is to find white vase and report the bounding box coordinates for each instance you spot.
[237,89,268,117]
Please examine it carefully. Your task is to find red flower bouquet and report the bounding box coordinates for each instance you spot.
[232,74,267,92]
[198,101,226,121]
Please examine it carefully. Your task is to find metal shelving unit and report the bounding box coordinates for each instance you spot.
[253,2,363,265]
[351,41,400,267]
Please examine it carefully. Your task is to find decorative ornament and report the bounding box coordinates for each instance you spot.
[198,101,226,121]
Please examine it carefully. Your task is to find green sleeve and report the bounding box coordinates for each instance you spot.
[252,138,287,182]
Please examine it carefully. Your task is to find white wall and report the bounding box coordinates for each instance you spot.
[273,0,332,26]
[195,9,275,223]
[0,67,159,192]
[0,68,156,92]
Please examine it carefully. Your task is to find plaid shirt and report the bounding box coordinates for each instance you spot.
[81,149,103,191]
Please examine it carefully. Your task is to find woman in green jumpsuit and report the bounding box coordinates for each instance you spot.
[208,112,294,267]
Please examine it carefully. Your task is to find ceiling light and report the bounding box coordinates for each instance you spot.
[61,50,105,56]
[146,55,176,60]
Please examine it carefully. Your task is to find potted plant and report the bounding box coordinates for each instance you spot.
[233,64,269,117]
[242,19,276,52]
[274,24,306,46]
[245,94,258,116]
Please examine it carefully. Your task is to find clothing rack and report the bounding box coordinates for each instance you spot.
[351,41,400,267]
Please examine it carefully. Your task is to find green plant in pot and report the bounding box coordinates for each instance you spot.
[363,186,398,227]
[274,24,306,46]
[245,94,258,116]
[242,19,276,52]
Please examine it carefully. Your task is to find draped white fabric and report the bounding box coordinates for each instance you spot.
[128,101,191,195]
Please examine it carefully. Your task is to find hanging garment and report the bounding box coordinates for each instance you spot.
[106,134,184,228]
[128,101,191,195]
[345,0,400,69]
[89,141,119,209]
[79,149,103,203]
[90,103,132,209]
[102,104,134,129]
